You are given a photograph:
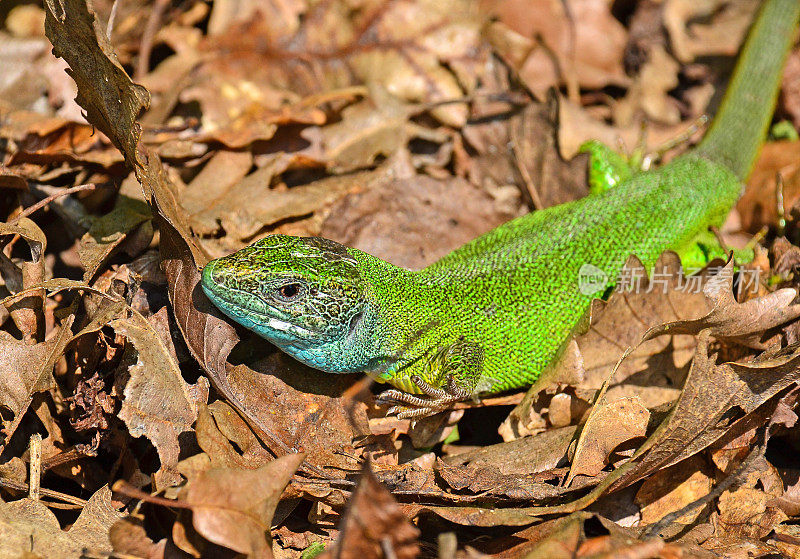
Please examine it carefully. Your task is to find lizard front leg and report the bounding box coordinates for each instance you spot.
[377,338,484,419]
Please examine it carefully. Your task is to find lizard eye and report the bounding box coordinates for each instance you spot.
[274,283,305,302]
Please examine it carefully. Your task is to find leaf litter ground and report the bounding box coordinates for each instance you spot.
[2,0,800,557]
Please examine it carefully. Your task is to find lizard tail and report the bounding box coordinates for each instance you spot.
[697,0,800,181]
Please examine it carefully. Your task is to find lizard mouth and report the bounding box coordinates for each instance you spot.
[201,262,323,341]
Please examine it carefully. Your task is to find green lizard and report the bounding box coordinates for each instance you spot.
[201,0,800,419]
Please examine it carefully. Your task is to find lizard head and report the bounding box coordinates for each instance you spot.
[201,235,371,368]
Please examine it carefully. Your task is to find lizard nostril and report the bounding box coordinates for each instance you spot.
[201,260,220,287]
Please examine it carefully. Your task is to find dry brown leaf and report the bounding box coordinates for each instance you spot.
[664,0,759,63]
[568,396,649,481]
[0,485,123,557]
[442,425,575,476]
[112,312,208,490]
[0,316,73,448]
[497,272,800,516]
[738,140,800,233]
[193,401,274,470]
[190,153,349,242]
[604,331,800,494]
[436,458,563,501]
[181,453,305,558]
[483,0,629,97]
[322,156,515,270]
[304,91,447,173]
[109,516,167,559]
[206,0,304,37]
[44,0,149,163]
[642,258,800,348]
[501,95,589,209]
[320,464,419,559]
[179,149,254,215]
[714,487,788,541]
[635,456,714,525]
[78,194,152,282]
[0,217,47,342]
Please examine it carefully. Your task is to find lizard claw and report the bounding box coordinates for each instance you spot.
[376,374,473,419]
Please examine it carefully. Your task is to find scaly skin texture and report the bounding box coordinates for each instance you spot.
[202,0,800,417]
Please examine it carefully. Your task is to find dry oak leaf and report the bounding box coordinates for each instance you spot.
[641,258,800,349]
[180,453,305,558]
[43,0,149,163]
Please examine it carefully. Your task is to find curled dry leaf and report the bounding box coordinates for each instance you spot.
[466,512,587,556]
[641,258,800,348]
[43,0,149,163]
[78,194,153,282]
[0,314,73,449]
[193,401,275,470]
[109,516,166,559]
[0,217,47,342]
[112,309,208,490]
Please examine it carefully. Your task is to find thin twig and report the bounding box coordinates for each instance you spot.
[0,478,89,507]
[135,0,170,79]
[112,479,193,509]
[28,433,42,501]
[106,0,120,41]
[42,443,99,472]
[9,183,97,225]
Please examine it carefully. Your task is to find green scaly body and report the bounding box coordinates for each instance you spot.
[202,0,800,416]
